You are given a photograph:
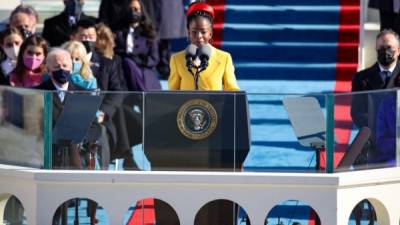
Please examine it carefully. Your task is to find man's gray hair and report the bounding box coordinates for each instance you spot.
[9,4,39,22]
[46,48,71,68]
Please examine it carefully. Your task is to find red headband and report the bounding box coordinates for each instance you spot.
[186,2,215,19]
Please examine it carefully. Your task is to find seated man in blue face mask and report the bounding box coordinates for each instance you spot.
[36,48,84,169]
[42,0,96,47]
[36,48,81,119]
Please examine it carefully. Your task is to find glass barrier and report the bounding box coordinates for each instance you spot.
[2,86,399,173]
[48,90,332,173]
[333,89,399,172]
[0,86,45,168]
[245,93,327,173]
[48,91,144,171]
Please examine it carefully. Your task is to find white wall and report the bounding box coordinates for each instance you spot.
[1,165,400,225]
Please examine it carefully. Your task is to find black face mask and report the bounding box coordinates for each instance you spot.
[65,0,83,17]
[128,11,142,23]
[19,27,32,39]
[377,47,396,66]
[53,69,70,84]
[81,40,95,54]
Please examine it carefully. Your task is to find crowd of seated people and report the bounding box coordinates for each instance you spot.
[0,0,184,171]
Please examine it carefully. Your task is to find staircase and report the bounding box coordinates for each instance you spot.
[205,0,360,169]
[212,0,359,82]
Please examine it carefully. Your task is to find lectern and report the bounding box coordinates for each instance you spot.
[143,91,250,171]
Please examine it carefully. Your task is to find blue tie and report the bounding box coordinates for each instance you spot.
[383,71,391,88]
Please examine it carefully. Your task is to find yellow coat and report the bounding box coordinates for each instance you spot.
[168,46,240,91]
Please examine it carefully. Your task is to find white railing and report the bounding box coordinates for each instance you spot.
[1,164,400,225]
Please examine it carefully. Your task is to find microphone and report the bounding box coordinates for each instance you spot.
[185,44,198,72]
[197,44,212,71]
[192,44,212,90]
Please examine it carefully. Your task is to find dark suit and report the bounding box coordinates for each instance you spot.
[42,12,96,47]
[369,0,400,34]
[351,62,400,128]
[90,51,123,115]
[0,70,10,86]
[99,0,131,31]
[90,51,124,153]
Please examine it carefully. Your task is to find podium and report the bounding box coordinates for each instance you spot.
[143,91,250,171]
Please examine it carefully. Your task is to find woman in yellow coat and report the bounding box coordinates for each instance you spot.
[168,2,240,91]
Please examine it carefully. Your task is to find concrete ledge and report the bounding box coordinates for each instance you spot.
[1,164,400,225]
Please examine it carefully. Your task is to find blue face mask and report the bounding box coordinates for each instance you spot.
[52,69,70,84]
[72,62,82,74]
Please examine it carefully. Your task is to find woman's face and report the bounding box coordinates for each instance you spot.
[71,51,82,64]
[188,17,212,47]
[23,45,44,59]
[2,34,23,49]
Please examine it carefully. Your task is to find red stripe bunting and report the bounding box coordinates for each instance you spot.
[207,0,226,48]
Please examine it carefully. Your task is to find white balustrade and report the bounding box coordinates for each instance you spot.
[0,164,400,225]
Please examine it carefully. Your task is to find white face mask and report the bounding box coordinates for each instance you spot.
[3,46,19,60]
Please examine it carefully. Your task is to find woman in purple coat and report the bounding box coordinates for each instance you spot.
[114,0,161,91]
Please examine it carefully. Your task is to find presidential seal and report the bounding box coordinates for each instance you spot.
[177,99,218,140]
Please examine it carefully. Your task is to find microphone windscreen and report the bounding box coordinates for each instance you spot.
[198,44,212,59]
[185,44,198,57]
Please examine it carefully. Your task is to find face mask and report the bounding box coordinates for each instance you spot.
[23,56,43,70]
[377,47,396,66]
[129,11,142,23]
[3,46,19,60]
[52,69,71,84]
[65,0,83,17]
[81,40,95,54]
[19,27,32,39]
[72,61,82,74]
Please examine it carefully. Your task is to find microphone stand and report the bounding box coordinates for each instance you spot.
[187,57,208,90]
[193,60,208,90]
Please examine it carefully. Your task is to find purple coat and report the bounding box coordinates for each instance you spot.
[115,27,161,91]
